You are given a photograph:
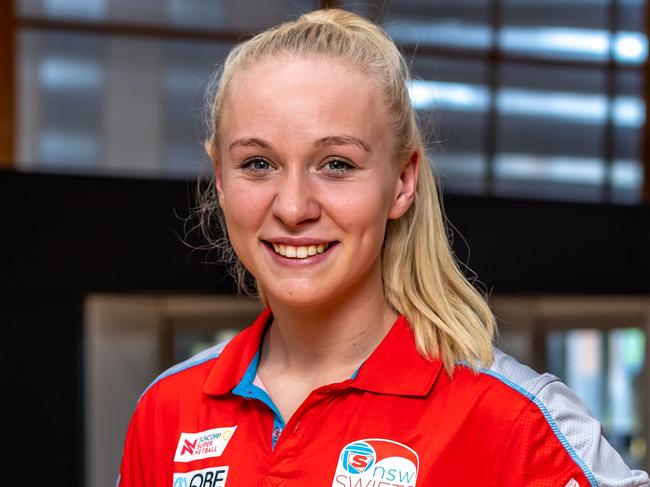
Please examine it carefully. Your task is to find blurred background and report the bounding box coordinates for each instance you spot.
[0,0,649,485]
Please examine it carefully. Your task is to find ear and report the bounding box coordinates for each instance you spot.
[388,150,419,220]
[214,161,225,208]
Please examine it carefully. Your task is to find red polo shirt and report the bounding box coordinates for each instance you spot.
[118,308,648,487]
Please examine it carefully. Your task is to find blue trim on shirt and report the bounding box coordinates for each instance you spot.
[351,365,361,380]
[140,341,229,400]
[232,347,365,449]
[232,349,286,449]
[476,367,598,487]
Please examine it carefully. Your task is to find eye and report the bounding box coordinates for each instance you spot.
[242,157,273,172]
[323,158,353,173]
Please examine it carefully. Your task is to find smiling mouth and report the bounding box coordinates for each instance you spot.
[264,241,336,259]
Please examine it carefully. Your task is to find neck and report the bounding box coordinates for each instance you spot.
[261,262,398,375]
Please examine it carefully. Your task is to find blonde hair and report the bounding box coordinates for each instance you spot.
[200,8,495,373]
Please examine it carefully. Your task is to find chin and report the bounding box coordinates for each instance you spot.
[263,284,334,309]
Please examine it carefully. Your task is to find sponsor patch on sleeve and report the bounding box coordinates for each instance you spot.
[174,426,237,463]
[173,466,229,487]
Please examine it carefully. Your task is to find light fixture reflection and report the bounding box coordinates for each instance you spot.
[501,27,647,63]
[408,79,489,111]
[408,80,644,126]
[40,57,101,90]
[44,0,106,19]
[387,19,647,64]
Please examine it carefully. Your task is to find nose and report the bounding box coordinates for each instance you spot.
[271,168,320,227]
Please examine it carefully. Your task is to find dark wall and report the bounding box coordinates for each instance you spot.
[2,171,234,296]
[1,170,234,486]
[1,169,649,485]
[447,194,650,295]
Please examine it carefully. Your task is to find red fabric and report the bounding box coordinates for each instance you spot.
[119,309,591,486]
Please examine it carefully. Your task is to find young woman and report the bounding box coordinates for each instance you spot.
[119,9,649,487]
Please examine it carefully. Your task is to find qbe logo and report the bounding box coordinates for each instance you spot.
[331,439,419,487]
[172,466,229,487]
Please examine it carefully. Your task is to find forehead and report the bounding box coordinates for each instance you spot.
[221,54,391,146]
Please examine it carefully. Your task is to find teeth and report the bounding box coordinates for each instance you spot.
[270,242,331,259]
[296,247,308,258]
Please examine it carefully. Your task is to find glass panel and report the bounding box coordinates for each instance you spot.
[18,0,320,32]
[546,328,647,470]
[612,71,644,203]
[500,0,610,62]
[17,30,105,171]
[163,0,318,32]
[500,0,647,65]
[162,40,233,177]
[16,0,648,206]
[16,30,232,178]
[495,63,607,201]
[410,57,489,195]
[619,0,646,33]
[375,0,492,51]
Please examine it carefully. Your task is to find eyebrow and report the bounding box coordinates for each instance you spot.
[314,135,371,152]
[228,135,371,153]
[228,137,269,152]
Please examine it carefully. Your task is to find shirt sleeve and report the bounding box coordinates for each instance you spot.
[497,379,649,487]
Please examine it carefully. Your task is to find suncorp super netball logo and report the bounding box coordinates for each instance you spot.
[174,426,237,463]
[332,438,419,487]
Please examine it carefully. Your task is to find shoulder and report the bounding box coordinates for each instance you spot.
[441,347,557,427]
[454,347,649,487]
[138,339,231,403]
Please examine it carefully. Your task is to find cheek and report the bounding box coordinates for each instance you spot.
[323,181,392,239]
[221,180,272,249]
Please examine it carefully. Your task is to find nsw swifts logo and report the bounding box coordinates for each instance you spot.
[332,438,419,487]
